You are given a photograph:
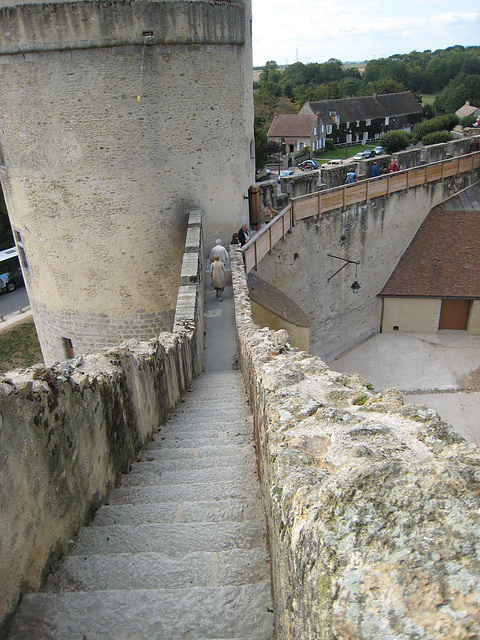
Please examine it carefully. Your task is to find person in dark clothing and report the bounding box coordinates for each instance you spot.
[370,162,380,177]
[469,137,479,153]
[238,224,250,247]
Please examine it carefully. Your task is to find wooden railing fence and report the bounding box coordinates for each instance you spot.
[242,151,480,273]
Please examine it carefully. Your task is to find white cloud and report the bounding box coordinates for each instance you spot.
[252,0,480,65]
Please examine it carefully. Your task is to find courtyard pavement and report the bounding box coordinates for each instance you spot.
[329,331,480,445]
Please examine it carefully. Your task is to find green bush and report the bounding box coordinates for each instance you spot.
[379,130,412,154]
[412,113,459,143]
[324,139,335,151]
[460,115,477,127]
[422,130,454,145]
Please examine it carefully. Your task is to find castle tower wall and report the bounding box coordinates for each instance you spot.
[0,0,254,364]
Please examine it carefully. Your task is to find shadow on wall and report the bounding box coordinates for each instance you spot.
[0,211,204,635]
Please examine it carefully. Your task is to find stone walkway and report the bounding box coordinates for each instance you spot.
[8,267,274,639]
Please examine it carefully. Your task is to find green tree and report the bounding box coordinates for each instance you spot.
[254,128,268,171]
[434,74,480,114]
[379,130,412,154]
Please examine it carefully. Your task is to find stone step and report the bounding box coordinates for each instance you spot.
[148,434,253,449]
[92,499,265,526]
[168,404,249,418]
[122,464,259,488]
[132,456,257,477]
[44,547,271,592]
[143,442,255,459]
[157,421,252,436]
[72,521,267,556]
[139,449,255,469]
[8,584,274,640]
[108,480,261,505]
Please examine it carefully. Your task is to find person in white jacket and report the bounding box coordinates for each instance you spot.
[210,239,228,264]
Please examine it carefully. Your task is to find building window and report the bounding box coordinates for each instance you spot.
[321,125,325,133]
[356,120,360,127]
[314,126,317,135]
[335,115,340,124]
[62,337,75,359]
[12,227,29,272]
[366,119,372,126]
[385,117,390,125]
[326,125,332,134]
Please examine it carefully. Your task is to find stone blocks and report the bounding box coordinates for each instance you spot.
[231,248,480,640]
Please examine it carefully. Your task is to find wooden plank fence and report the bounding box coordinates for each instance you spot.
[242,151,480,273]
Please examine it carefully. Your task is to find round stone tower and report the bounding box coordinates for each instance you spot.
[0,0,254,364]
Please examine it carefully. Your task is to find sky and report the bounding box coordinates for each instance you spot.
[252,0,480,67]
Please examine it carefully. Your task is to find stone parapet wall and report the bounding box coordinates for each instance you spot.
[0,1,246,55]
[231,247,480,640]
[325,137,477,186]
[258,173,322,214]
[30,300,175,365]
[0,211,204,636]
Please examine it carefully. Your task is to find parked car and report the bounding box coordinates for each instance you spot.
[298,159,319,171]
[0,266,24,293]
[321,159,343,167]
[373,146,386,155]
[277,169,294,182]
[353,149,376,161]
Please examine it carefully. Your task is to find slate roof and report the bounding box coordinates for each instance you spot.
[267,114,317,138]
[303,92,421,122]
[379,205,480,299]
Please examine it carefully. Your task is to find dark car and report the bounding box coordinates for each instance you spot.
[0,266,25,293]
[298,159,319,171]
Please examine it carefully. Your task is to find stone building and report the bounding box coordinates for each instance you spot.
[0,0,254,364]
[379,197,480,334]
[299,91,422,145]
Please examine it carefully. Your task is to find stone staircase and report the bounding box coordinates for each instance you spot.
[8,370,274,640]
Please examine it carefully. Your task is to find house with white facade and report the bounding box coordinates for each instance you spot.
[299,92,422,146]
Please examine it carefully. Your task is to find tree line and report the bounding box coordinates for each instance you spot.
[254,45,480,166]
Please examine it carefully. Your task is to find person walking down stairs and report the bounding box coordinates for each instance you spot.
[8,252,274,640]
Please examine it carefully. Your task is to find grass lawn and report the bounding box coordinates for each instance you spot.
[0,319,43,373]
[312,144,376,162]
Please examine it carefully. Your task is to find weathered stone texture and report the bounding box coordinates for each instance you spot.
[0,211,204,634]
[231,248,480,640]
[0,0,253,364]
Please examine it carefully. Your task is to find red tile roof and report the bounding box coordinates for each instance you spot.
[267,114,317,138]
[379,207,480,298]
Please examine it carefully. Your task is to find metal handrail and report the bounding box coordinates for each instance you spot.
[242,150,480,273]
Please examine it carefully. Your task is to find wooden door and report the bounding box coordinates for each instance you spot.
[249,185,261,230]
[438,299,471,330]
